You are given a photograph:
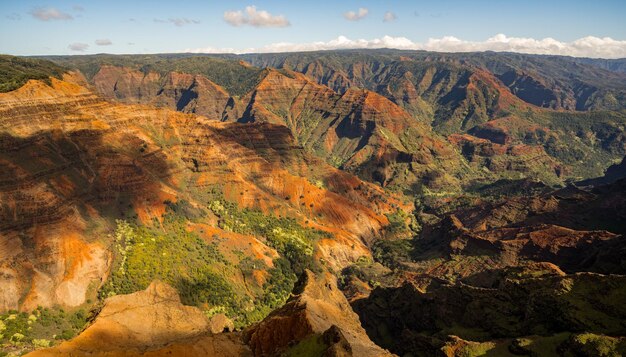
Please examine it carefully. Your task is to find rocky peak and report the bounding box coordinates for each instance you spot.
[245,270,392,356]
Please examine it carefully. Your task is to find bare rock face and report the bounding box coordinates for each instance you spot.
[28,281,251,356]
[27,274,394,356]
[92,66,232,120]
[245,270,392,357]
[88,65,464,192]
[209,313,235,334]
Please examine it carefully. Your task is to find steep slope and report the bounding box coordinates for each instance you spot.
[245,270,391,356]
[233,69,464,190]
[578,155,626,186]
[29,272,391,356]
[242,51,626,180]
[340,178,626,356]
[0,55,66,92]
[83,63,472,192]
[27,281,250,356]
[92,65,232,120]
[242,50,626,112]
[48,53,626,185]
[0,73,408,354]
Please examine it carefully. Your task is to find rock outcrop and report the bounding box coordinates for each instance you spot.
[245,270,392,357]
[30,273,393,357]
[209,313,235,334]
[28,281,251,356]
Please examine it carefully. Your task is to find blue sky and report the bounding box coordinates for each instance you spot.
[1,0,625,57]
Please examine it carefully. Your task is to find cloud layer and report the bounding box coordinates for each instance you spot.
[68,43,89,52]
[224,6,290,27]
[185,34,626,58]
[383,11,397,22]
[154,18,200,26]
[344,8,368,21]
[95,39,112,46]
[30,7,73,21]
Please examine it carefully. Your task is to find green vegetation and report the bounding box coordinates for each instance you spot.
[0,307,88,355]
[369,206,423,268]
[0,55,66,92]
[284,334,327,357]
[43,54,264,96]
[99,216,233,307]
[452,340,497,357]
[144,57,264,97]
[372,239,414,268]
[206,193,329,275]
[565,333,626,357]
[384,209,416,236]
[98,192,327,328]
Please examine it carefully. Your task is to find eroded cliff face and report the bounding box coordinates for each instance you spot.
[81,60,626,193]
[242,51,626,113]
[234,70,463,190]
[4,55,626,356]
[27,281,252,357]
[93,66,232,120]
[88,65,465,191]
[0,76,404,313]
[245,270,391,357]
[28,273,391,357]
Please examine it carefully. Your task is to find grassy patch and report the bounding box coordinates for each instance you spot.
[206,193,329,275]
[0,307,88,355]
[99,216,234,308]
[284,334,327,357]
[98,192,327,328]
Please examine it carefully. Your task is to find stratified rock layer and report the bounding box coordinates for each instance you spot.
[0,76,404,312]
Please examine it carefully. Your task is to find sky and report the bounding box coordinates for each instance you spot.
[1,0,626,58]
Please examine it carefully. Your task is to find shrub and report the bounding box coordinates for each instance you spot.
[0,55,65,92]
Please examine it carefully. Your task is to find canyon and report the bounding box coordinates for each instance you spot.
[0,52,624,356]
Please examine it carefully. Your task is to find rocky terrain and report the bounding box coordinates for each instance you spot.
[0,62,403,355]
[45,52,626,190]
[339,174,626,356]
[0,52,625,356]
[29,271,392,357]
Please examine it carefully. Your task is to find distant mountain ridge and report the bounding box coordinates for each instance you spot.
[33,51,626,191]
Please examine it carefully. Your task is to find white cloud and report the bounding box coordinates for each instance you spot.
[154,18,200,26]
[95,39,112,46]
[383,11,397,22]
[224,6,290,28]
[185,34,626,58]
[30,7,73,21]
[344,8,368,21]
[68,43,89,52]
[419,34,626,58]
[170,18,200,26]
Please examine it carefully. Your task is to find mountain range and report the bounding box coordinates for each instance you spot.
[0,50,625,356]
